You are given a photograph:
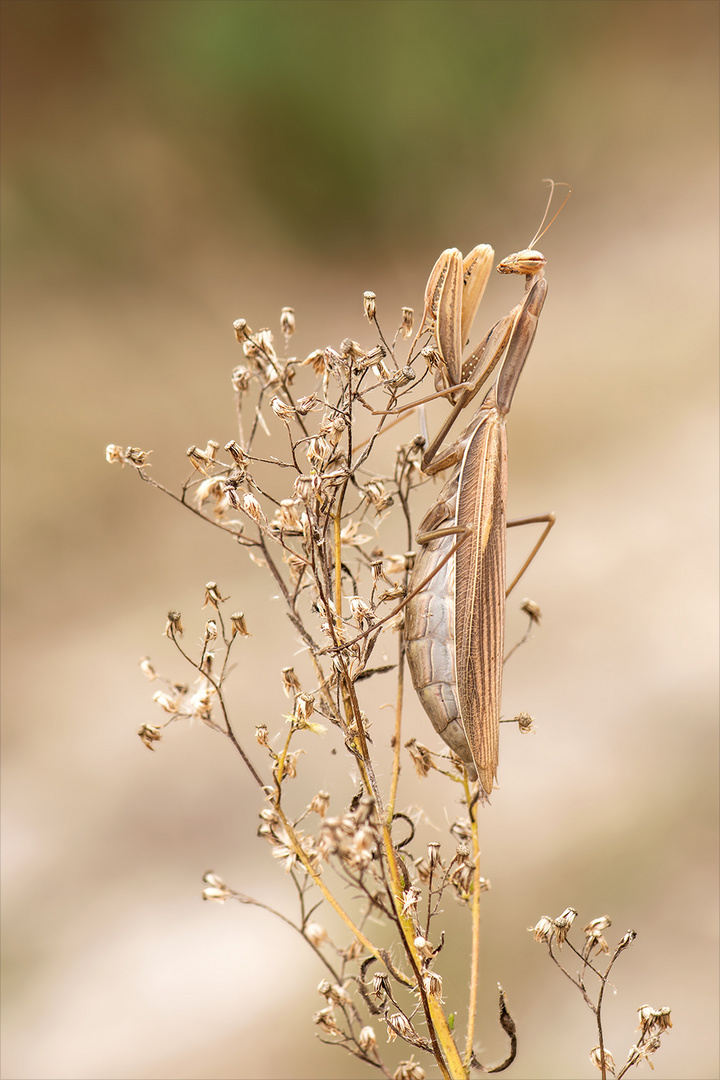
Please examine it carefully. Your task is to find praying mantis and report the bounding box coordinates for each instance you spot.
[405,191,567,794]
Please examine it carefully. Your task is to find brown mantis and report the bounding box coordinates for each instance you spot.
[405,192,567,794]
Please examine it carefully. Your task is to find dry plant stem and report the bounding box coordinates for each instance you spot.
[464,770,482,1069]
[168,627,264,788]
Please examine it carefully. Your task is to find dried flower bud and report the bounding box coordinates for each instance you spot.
[203,620,218,643]
[400,307,414,337]
[125,446,152,467]
[373,972,391,1000]
[230,612,250,638]
[637,1005,672,1034]
[520,598,542,624]
[255,724,270,747]
[358,1025,377,1052]
[305,922,328,947]
[243,492,267,526]
[532,916,555,943]
[164,611,184,637]
[589,1046,615,1074]
[105,444,124,464]
[139,657,157,681]
[427,842,442,869]
[294,693,316,725]
[138,723,162,750]
[280,307,295,336]
[203,440,219,461]
[196,478,230,518]
[271,396,296,422]
[363,291,377,320]
[618,929,637,951]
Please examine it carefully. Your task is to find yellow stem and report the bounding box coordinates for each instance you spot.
[381,826,467,1080]
[464,774,481,1068]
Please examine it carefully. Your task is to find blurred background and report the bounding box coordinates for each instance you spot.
[1,2,717,1078]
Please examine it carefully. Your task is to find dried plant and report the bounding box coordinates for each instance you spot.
[107,243,671,1078]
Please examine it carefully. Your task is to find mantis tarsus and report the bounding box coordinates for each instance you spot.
[405,193,566,794]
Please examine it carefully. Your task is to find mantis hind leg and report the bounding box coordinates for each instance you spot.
[505,512,555,596]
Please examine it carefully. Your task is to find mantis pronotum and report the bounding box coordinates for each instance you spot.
[405,192,566,794]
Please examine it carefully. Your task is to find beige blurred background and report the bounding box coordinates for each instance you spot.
[2,2,718,1078]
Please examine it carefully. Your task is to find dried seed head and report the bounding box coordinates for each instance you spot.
[305,922,329,947]
[637,1005,672,1034]
[139,657,157,681]
[520,597,542,624]
[388,365,415,389]
[196,478,231,518]
[373,972,391,1000]
[224,440,246,465]
[233,318,252,342]
[363,291,377,320]
[294,692,316,724]
[618,929,637,951]
[532,916,555,943]
[271,396,296,422]
[306,436,333,469]
[203,620,218,644]
[386,1011,416,1043]
[358,1025,377,1052]
[514,712,535,734]
[427,842,442,869]
[281,667,302,697]
[242,492,267,526]
[165,611,184,637]
[230,612,250,638]
[295,392,322,415]
[255,724,270,747]
[231,365,252,393]
[401,886,421,917]
[203,440,219,461]
[405,739,434,778]
[203,582,228,608]
[105,444,122,464]
[280,307,295,337]
[309,791,330,817]
[589,1047,615,1074]
[422,970,443,1002]
[152,690,179,715]
[313,1007,340,1034]
[400,307,414,337]
[393,1061,425,1080]
[348,596,374,627]
[412,937,435,959]
[138,723,162,750]
[186,446,212,475]
[302,348,326,374]
[553,907,578,945]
